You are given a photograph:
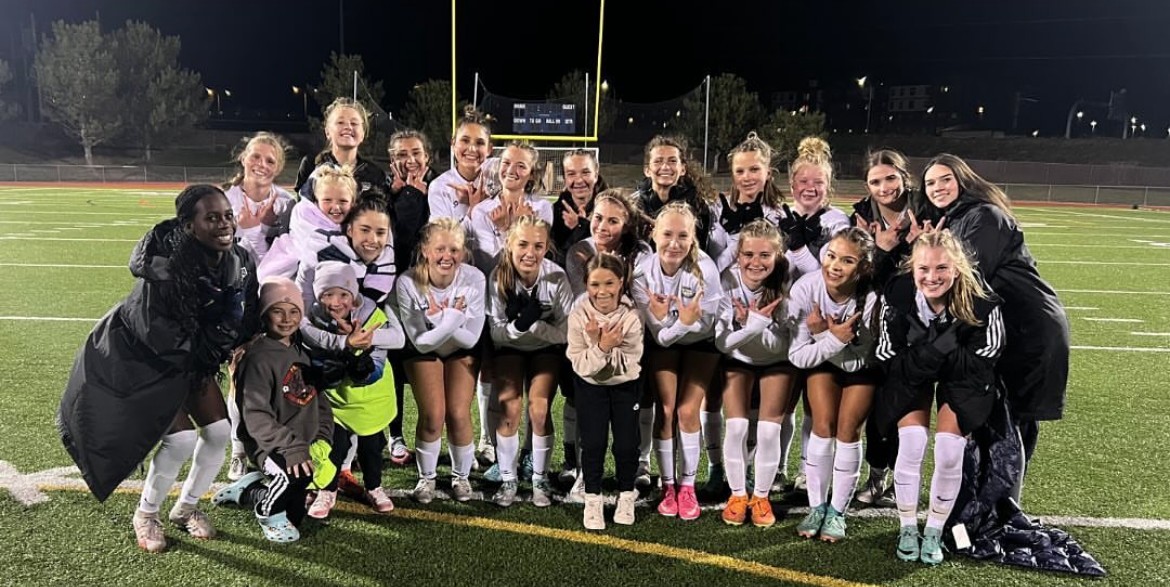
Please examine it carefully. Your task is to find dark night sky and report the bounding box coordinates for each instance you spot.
[2,0,1170,133]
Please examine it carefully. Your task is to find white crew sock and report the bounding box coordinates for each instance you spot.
[805,432,834,508]
[178,419,230,505]
[753,421,782,497]
[722,418,750,495]
[138,429,197,513]
[894,425,928,527]
[700,410,723,465]
[830,439,863,513]
[415,438,441,480]
[496,432,520,482]
[927,432,966,531]
[655,438,675,486]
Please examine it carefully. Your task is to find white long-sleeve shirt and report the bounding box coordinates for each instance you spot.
[468,194,555,275]
[705,198,782,273]
[714,266,792,365]
[785,205,851,280]
[564,237,653,297]
[786,269,878,372]
[395,263,487,357]
[632,250,722,347]
[225,184,296,262]
[487,258,574,351]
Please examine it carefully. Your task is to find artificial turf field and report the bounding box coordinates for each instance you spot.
[0,184,1168,586]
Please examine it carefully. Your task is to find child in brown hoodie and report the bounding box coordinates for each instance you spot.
[566,252,644,531]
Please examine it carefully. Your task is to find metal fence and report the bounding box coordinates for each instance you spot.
[0,164,301,185]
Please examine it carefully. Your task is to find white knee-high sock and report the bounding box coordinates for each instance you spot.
[449,442,475,478]
[415,438,441,480]
[722,418,750,495]
[894,425,928,527]
[655,438,675,486]
[226,385,245,455]
[779,411,796,477]
[342,432,358,470]
[678,430,702,487]
[927,432,966,531]
[496,432,520,482]
[700,410,723,465]
[531,434,552,482]
[139,429,198,513]
[830,439,862,513]
[805,433,834,508]
[178,419,230,506]
[753,421,783,497]
[639,408,655,463]
[799,413,813,474]
[562,403,578,446]
[477,381,494,445]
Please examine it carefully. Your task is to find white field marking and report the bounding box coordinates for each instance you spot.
[1029,233,1170,239]
[0,201,33,205]
[1041,260,1170,266]
[1040,209,1170,224]
[1018,223,1067,228]
[0,210,164,217]
[0,316,97,322]
[1071,345,1170,353]
[1063,306,1099,310]
[0,236,138,242]
[1132,332,1170,337]
[1082,317,1144,323]
[6,461,1170,530]
[0,187,70,193]
[1058,289,1170,296]
[0,263,122,269]
[1026,243,1168,249]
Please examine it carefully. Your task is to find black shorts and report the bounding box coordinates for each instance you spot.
[400,338,481,363]
[493,343,566,360]
[724,357,799,379]
[645,335,720,355]
[803,363,882,388]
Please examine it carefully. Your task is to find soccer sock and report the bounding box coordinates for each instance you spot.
[562,403,578,469]
[226,386,245,455]
[342,433,358,470]
[531,434,552,482]
[894,425,928,527]
[138,429,197,514]
[655,438,676,486]
[927,432,966,531]
[830,439,863,513]
[723,418,750,495]
[477,381,494,445]
[496,432,520,482]
[700,410,724,466]
[639,408,655,464]
[415,438,441,480]
[753,421,783,497]
[779,411,796,477]
[678,430,702,487]
[449,442,475,479]
[804,432,834,508]
[178,419,230,506]
[799,412,813,475]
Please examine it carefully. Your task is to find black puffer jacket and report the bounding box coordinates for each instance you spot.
[294,152,389,201]
[933,193,1069,421]
[873,274,1004,437]
[850,191,927,287]
[58,220,259,501]
[388,167,437,271]
[634,176,713,250]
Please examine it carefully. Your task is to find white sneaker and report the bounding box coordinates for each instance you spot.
[584,493,605,530]
[771,472,789,494]
[493,480,519,508]
[564,472,586,505]
[532,478,554,508]
[476,439,496,465]
[451,476,473,502]
[634,460,653,489]
[133,510,167,553]
[307,489,337,519]
[558,466,578,486]
[227,454,249,481]
[169,502,216,539]
[856,468,888,505]
[793,472,808,493]
[614,490,637,525]
[413,477,437,504]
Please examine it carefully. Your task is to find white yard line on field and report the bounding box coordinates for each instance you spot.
[1058,289,1170,296]
[0,316,97,322]
[0,210,164,217]
[1027,243,1169,249]
[1131,332,1170,337]
[1083,317,1143,323]
[1040,260,1170,266]
[0,237,138,242]
[1063,306,1099,310]
[1038,209,1170,224]
[1071,345,1170,352]
[0,263,123,269]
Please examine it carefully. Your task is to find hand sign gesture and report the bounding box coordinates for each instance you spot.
[648,291,672,322]
[732,297,750,327]
[425,291,447,317]
[806,302,828,335]
[406,167,428,195]
[827,311,863,343]
[238,194,277,230]
[750,297,783,320]
[906,209,946,244]
[854,213,902,252]
[390,162,407,193]
[585,314,602,345]
[515,199,535,221]
[490,204,511,232]
[346,323,374,350]
[598,320,623,352]
[677,291,703,326]
[561,198,587,230]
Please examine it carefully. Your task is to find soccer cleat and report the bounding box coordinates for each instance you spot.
[388,436,413,466]
[749,495,776,528]
[227,453,250,481]
[699,463,729,501]
[657,484,679,517]
[493,480,519,507]
[819,507,847,543]
[564,472,586,505]
[583,493,606,530]
[256,511,300,543]
[169,503,215,539]
[614,490,637,526]
[558,466,578,487]
[365,487,395,513]
[635,460,653,489]
[876,483,897,508]
[450,476,474,502]
[797,504,827,538]
[677,485,700,521]
[212,471,265,506]
[532,478,555,508]
[519,451,534,483]
[482,463,503,483]
[475,439,497,466]
[771,472,789,494]
[722,494,749,526]
[337,469,364,500]
[413,477,437,504]
[897,526,922,562]
[307,489,337,520]
[133,510,167,553]
[855,468,888,505]
[920,527,945,565]
[793,472,808,493]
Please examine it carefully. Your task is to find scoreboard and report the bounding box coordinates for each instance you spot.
[512,102,577,134]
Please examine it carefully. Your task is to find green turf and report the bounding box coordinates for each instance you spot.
[1,186,1168,586]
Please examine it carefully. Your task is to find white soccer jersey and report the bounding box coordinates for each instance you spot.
[786,269,878,372]
[486,258,574,351]
[632,250,723,347]
[468,194,555,275]
[714,266,792,366]
[395,263,487,358]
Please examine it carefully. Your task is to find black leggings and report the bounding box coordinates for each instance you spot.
[388,355,407,439]
[243,454,312,526]
[576,375,641,494]
[864,414,899,471]
[326,426,387,491]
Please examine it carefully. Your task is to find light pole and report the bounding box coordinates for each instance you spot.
[292,85,308,118]
[856,76,873,134]
[206,88,230,115]
[1090,120,1098,134]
